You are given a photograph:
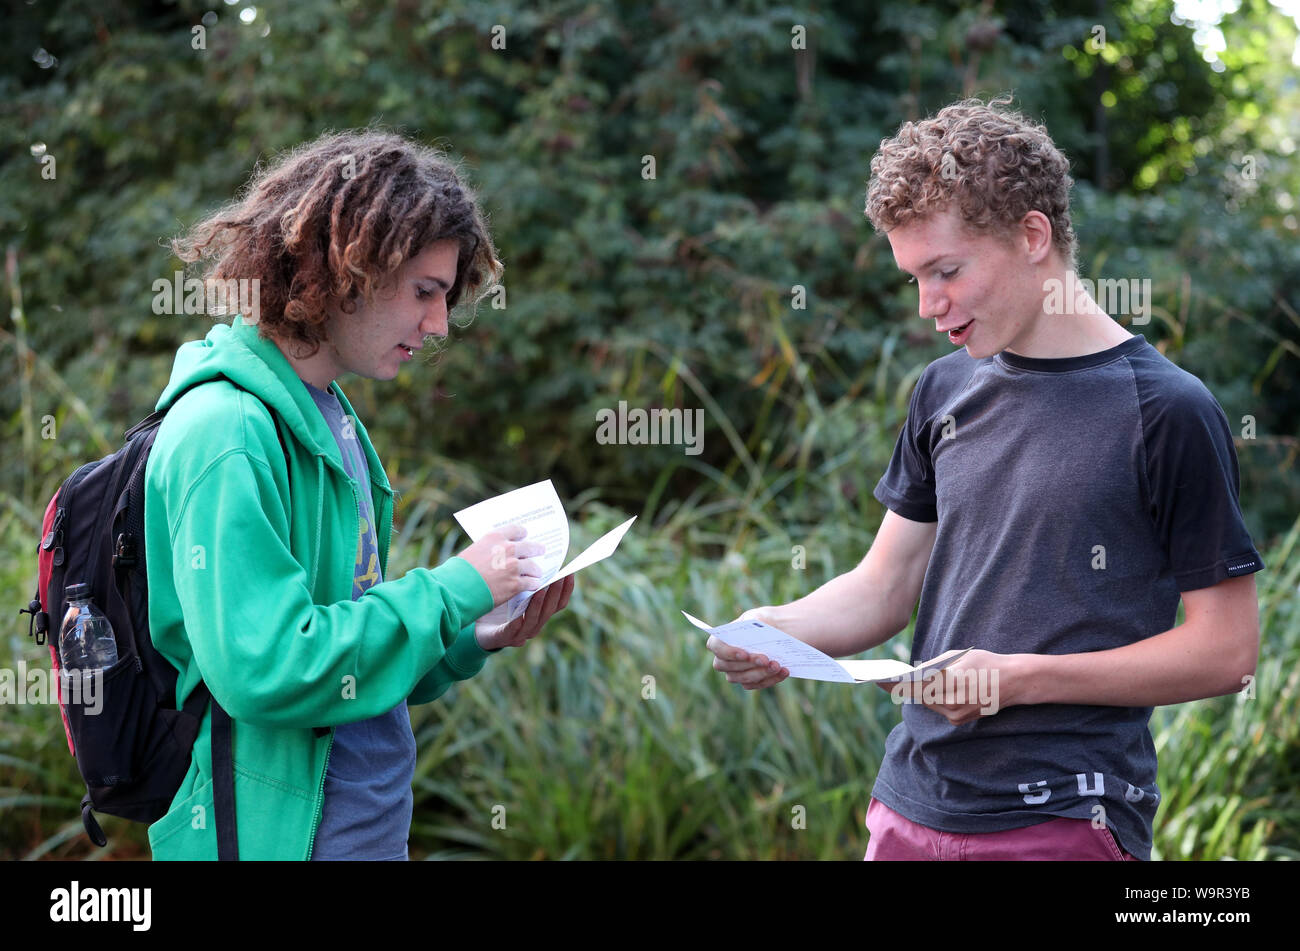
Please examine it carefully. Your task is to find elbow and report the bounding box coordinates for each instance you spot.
[887,605,917,639]
[1223,631,1259,698]
[1227,659,1257,698]
[210,680,303,726]
[1220,670,1255,699]
[206,665,339,728]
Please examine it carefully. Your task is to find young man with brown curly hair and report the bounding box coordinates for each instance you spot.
[707,98,1264,860]
[144,130,571,860]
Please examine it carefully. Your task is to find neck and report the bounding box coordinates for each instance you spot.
[274,336,338,390]
[1005,269,1134,359]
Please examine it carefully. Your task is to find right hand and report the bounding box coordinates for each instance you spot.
[456,524,545,607]
[706,605,790,691]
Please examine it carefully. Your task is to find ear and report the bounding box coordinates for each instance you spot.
[1020,211,1054,265]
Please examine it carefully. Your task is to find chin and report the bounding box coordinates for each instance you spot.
[965,332,998,359]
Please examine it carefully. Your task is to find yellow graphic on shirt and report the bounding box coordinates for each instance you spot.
[354,515,381,595]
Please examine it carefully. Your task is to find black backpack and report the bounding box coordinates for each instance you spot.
[19,379,286,861]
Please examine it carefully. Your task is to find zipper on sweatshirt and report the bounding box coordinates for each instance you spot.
[382,490,393,574]
[305,730,333,861]
[303,456,335,860]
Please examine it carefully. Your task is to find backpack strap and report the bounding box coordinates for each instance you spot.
[81,793,108,847]
[211,699,238,861]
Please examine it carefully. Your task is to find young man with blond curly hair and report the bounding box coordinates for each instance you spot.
[707,98,1264,861]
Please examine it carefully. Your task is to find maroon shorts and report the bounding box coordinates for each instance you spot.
[864,797,1140,860]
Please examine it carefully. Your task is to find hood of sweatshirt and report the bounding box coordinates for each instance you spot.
[155,314,387,489]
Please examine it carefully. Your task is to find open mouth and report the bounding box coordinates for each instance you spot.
[946,321,973,345]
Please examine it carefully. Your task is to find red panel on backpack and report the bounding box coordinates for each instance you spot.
[37,489,75,756]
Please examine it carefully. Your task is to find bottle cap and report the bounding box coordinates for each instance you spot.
[65,582,91,600]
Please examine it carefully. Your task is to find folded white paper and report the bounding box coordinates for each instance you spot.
[454,480,635,622]
[684,611,971,684]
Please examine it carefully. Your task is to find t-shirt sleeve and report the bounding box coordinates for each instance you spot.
[1139,376,1265,592]
[873,369,939,522]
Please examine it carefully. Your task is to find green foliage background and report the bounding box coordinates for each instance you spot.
[1,0,1297,860]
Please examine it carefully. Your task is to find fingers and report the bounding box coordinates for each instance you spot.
[725,663,786,685]
[490,545,543,592]
[494,541,545,577]
[502,577,572,647]
[521,581,558,627]
[512,586,557,644]
[705,635,751,663]
[711,654,778,673]
[540,577,566,615]
[556,575,574,610]
[512,542,546,563]
[498,523,526,542]
[529,577,564,617]
[713,651,785,684]
[704,631,787,689]
[517,560,544,583]
[740,668,789,690]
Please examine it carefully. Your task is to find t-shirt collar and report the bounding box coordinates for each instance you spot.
[996,333,1147,373]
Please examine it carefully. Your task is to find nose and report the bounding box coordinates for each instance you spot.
[918,281,948,321]
[420,298,449,338]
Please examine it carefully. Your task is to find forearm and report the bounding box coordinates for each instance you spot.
[161,453,496,725]
[1017,617,1258,707]
[764,568,908,658]
[409,621,494,705]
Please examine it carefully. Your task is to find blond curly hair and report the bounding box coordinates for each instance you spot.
[865,96,1077,271]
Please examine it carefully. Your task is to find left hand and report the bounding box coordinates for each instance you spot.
[876,649,1026,725]
[475,575,574,651]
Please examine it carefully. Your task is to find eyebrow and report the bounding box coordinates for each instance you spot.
[419,276,452,290]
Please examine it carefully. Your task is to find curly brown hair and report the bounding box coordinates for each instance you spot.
[171,128,502,355]
[865,96,1077,271]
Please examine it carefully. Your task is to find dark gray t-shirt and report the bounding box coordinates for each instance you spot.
[301,379,416,862]
[871,333,1264,860]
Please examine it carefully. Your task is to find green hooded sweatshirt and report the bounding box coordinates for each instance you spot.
[144,315,495,860]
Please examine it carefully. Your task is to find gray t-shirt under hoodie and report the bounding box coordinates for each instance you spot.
[302,379,416,861]
[871,333,1264,860]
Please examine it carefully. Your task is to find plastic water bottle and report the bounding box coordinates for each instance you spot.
[59,583,118,671]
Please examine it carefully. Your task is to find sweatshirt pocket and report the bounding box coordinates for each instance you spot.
[148,762,319,859]
[148,775,217,860]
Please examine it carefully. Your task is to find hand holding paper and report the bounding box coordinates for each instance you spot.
[455,480,636,622]
[474,574,575,652]
[686,611,971,685]
[454,523,547,606]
